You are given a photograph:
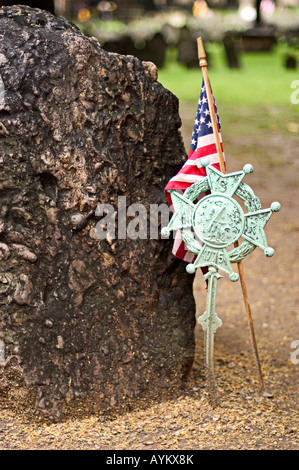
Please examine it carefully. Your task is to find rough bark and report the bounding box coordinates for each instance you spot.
[0,6,195,421]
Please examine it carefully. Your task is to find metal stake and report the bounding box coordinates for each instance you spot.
[198,266,223,407]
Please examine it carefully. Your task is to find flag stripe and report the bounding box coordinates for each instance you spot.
[187,142,224,161]
[169,173,205,184]
[182,153,222,167]
[172,232,195,262]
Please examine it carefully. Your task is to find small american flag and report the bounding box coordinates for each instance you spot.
[164,78,225,262]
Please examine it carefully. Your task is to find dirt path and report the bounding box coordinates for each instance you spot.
[0,104,298,450]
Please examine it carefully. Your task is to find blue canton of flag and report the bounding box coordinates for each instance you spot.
[190,82,221,152]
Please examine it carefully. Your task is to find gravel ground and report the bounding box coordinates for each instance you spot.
[0,104,298,451]
[0,361,297,450]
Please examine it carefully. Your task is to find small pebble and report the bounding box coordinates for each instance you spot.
[262,391,274,398]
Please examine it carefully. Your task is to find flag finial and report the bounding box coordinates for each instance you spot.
[197,37,208,67]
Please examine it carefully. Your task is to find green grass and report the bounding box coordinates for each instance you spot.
[158,43,299,140]
[158,43,299,108]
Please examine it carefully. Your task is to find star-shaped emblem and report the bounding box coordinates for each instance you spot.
[162,158,280,281]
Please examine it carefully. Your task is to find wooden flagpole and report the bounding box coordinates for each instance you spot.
[196,37,265,390]
[197,38,226,174]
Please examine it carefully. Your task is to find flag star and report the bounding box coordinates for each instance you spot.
[202,97,207,104]
[207,121,212,128]
[204,109,210,116]
[191,138,196,146]
[200,116,205,124]
[201,86,205,93]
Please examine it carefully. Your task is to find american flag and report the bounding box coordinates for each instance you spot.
[164,78,225,262]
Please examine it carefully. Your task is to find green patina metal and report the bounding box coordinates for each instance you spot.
[162,157,281,405]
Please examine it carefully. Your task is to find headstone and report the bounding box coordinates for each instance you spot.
[240,26,277,52]
[103,31,166,68]
[0,5,195,422]
[284,54,297,70]
[177,27,207,69]
[223,33,241,69]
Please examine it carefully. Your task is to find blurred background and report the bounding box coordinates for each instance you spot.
[55,0,299,72]
[1,0,298,150]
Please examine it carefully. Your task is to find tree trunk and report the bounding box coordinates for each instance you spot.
[0,5,195,421]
